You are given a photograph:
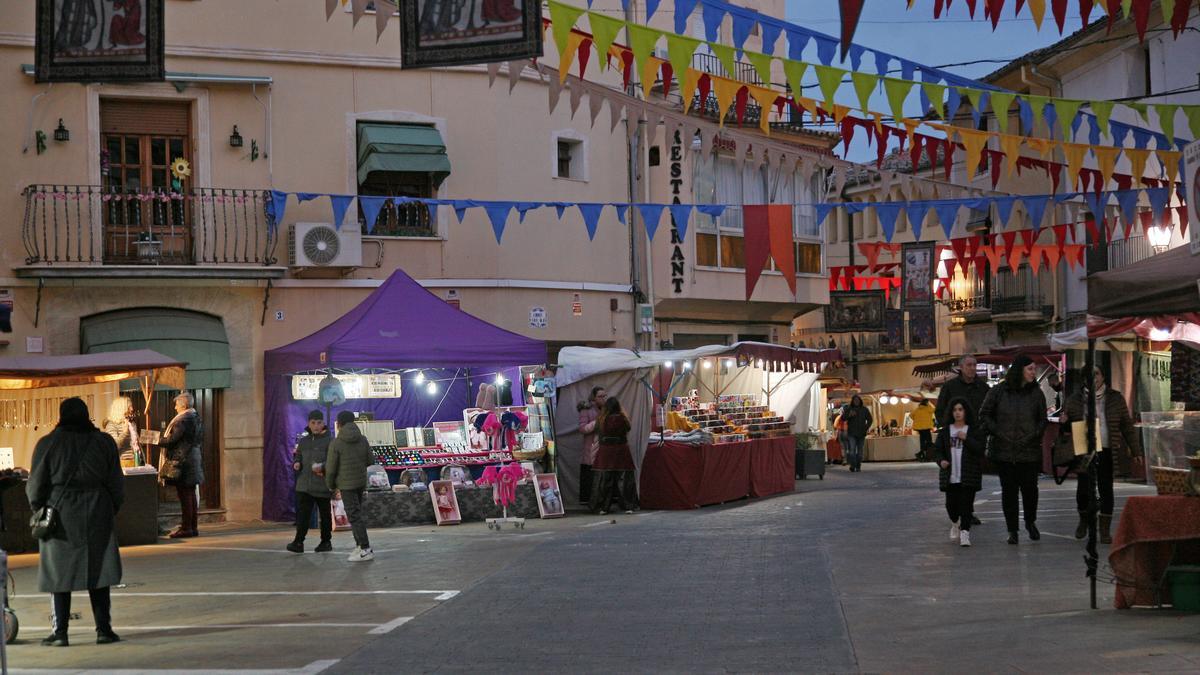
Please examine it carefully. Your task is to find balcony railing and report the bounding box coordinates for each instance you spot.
[21,185,278,266]
[991,267,1052,319]
[692,53,763,86]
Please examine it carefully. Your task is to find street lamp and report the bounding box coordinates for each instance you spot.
[1146,222,1171,253]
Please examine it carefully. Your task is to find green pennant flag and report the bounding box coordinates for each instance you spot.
[1121,0,1133,17]
[883,78,913,123]
[1185,106,1200,141]
[710,43,737,82]
[549,2,586,60]
[1125,101,1150,124]
[587,12,625,71]
[1090,99,1115,140]
[989,91,1016,134]
[814,65,844,105]
[921,81,946,119]
[746,51,774,88]
[1156,104,1179,146]
[962,87,985,115]
[1161,0,1177,24]
[626,24,663,73]
[850,71,879,114]
[1055,98,1084,140]
[1027,95,1050,132]
[783,60,808,99]
[666,34,702,85]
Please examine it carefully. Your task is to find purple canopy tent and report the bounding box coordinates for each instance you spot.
[261,268,547,521]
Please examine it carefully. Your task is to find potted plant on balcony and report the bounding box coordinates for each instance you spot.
[134,231,162,265]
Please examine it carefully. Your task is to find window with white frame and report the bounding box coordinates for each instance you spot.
[551,131,587,181]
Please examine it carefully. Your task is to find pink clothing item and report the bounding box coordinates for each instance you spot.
[578,406,599,465]
[476,462,525,506]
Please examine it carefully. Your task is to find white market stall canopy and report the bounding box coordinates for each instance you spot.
[555,342,841,388]
[0,349,187,391]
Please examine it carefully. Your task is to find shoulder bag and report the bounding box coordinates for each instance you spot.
[30,442,85,540]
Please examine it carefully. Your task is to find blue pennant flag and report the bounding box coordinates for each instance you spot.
[1115,190,1140,230]
[515,202,543,223]
[1070,113,1084,141]
[636,203,667,241]
[934,202,961,240]
[696,204,726,219]
[546,202,568,219]
[919,72,935,117]
[899,60,916,82]
[1111,122,1131,147]
[787,29,810,61]
[329,195,354,230]
[945,88,962,125]
[1144,186,1171,222]
[730,9,755,56]
[1084,191,1109,223]
[614,204,629,225]
[760,22,782,56]
[669,204,693,241]
[296,192,323,203]
[844,202,867,215]
[1024,197,1050,232]
[675,0,700,34]
[1042,102,1058,136]
[875,204,902,243]
[1087,118,1101,146]
[266,190,289,231]
[359,196,390,234]
[645,0,662,21]
[1152,132,1170,150]
[905,203,931,242]
[484,203,513,244]
[451,200,476,223]
[701,2,725,42]
[847,44,865,71]
[993,196,1018,229]
[1017,98,1034,135]
[873,51,890,78]
[1131,128,1152,150]
[814,35,837,66]
[815,203,836,226]
[577,203,604,241]
[970,92,989,129]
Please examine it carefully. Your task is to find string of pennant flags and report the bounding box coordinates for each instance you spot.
[547,1,1197,150]
[259,184,1187,247]
[904,0,1197,42]
[538,14,1185,197]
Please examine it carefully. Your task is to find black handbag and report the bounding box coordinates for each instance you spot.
[30,443,83,540]
[158,451,182,483]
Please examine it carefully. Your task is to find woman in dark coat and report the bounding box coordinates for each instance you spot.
[979,354,1047,545]
[160,392,204,538]
[935,397,986,548]
[27,397,124,647]
[588,397,638,514]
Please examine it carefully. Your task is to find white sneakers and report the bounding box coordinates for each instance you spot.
[949,521,960,540]
[348,547,375,562]
[959,530,971,547]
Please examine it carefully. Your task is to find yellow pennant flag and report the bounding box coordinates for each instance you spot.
[711,77,742,128]
[871,111,885,135]
[1000,134,1023,177]
[748,86,778,135]
[559,31,586,84]
[1157,150,1181,186]
[903,119,920,150]
[1028,0,1047,29]
[1025,137,1055,159]
[1126,148,1150,186]
[832,104,851,125]
[958,128,990,178]
[680,68,703,116]
[1062,143,1089,189]
[641,57,665,99]
[1092,146,1121,187]
[795,96,818,119]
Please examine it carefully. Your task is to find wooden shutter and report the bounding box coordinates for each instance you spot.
[100,99,190,136]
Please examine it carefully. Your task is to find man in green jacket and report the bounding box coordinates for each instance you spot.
[287,410,333,554]
[326,411,373,562]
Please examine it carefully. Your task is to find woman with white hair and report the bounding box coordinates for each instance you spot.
[103,396,141,466]
[160,392,204,538]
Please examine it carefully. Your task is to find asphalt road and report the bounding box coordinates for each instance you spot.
[7,463,1198,674]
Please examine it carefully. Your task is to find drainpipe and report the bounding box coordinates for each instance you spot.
[625,1,649,350]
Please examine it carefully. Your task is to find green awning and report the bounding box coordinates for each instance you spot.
[81,309,232,390]
[356,123,451,187]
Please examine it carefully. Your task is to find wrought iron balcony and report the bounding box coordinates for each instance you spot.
[692,53,763,86]
[19,185,280,274]
[990,267,1053,321]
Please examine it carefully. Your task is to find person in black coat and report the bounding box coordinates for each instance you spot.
[935,397,986,548]
[841,395,872,472]
[979,354,1048,545]
[27,397,124,647]
[160,392,204,538]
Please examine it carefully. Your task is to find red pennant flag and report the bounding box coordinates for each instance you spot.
[988,150,1003,188]
[926,137,941,179]
[839,0,866,60]
[841,117,857,154]
[944,257,958,280]
[986,0,1005,29]
[1052,224,1068,255]
[1000,230,1018,255]
[1065,244,1086,269]
[1027,246,1043,276]
[829,265,843,290]
[943,138,954,180]
[966,0,980,18]
[768,205,797,295]
[950,236,970,263]
[578,39,592,78]
[698,75,711,115]
[1052,0,1069,32]
[1085,218,1102,246]
[853,278,867,291]
[1046,162,1063,193]
[1129,0,1149,41]
[620,50,635,89]
[1172,0,1192,36]
[1019,228,1037,250]
[734,86,750,126]
[859,242,881,271]
[1006,240,1026,273]
[660,62,673,97]
[1043,244,1062,271]
[841,275,852,291]
[1104,0,1120,32]
[1177,205,1189,238]
[743,206,772,300]
[1079,0,1094,26]
[980,245,1004,273]
[934,0,946,18]
[1016,0,1027,15]
[910,134,924,173]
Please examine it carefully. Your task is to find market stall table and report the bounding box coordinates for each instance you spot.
[864,434,919,462]
[639,436,794,510]
[360,483,540,527]
[1109,495,1200,609]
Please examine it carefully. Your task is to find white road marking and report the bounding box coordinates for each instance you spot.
[1037,530,1078,541]
[434,591,460,601]
[367,615,414,634]
[108,590,457,598]
[517,531,553,538]
[24,623,380,631]
[10,659,342,674]
[582,519,616,527]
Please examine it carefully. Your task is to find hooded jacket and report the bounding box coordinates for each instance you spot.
[979,381,1047,464]
[325,421,371,491]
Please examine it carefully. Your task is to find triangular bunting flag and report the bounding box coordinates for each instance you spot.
[483,203,513,243]
[906,202,932,242]
[851,72,879,114]
[767,205,797,294]
[839,0,866,61]
[989,91,1016,134]
[744,205,771,299]
[746,51,774,88]
[669,204,693,242]
[883,78,913,124]
[329,194,354,230]
[934,203,961,239]
[814,65,844,106]
[635,203,666,240]
[876,204,903,243]
[549,3,586,58]
[958,128,990,178]
[994,197,1019,229]
[577,203,604,240]
[1054,98,1084,140]
[626,24,662,73]
[921,80,946,119]
[1155,104,1178,146]
[1025,196,1050,232]
[1093,146,1121,187]
[588,13,624,70]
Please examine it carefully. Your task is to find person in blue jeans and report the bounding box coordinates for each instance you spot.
[841,395,872,472]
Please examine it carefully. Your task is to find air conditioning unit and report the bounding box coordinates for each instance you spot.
[288,222,363,268]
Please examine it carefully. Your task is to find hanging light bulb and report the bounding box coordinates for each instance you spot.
[682,361,692,371]
[664,361,673,369]
[702,360,713,369]
[900,397,911,404]
[756,359,764,368]
[725,359,735,367]
[495,373,506,385]
[414,371,426,384]
[426,381,438,395]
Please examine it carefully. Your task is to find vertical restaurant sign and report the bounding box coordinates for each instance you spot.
[669,129,686,294]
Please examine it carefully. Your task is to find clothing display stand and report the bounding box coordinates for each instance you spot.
[482,462,525,530]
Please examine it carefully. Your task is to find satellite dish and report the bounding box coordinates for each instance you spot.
[318,374,345,406]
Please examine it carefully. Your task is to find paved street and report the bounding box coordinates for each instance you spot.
[8,464,1199,673]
